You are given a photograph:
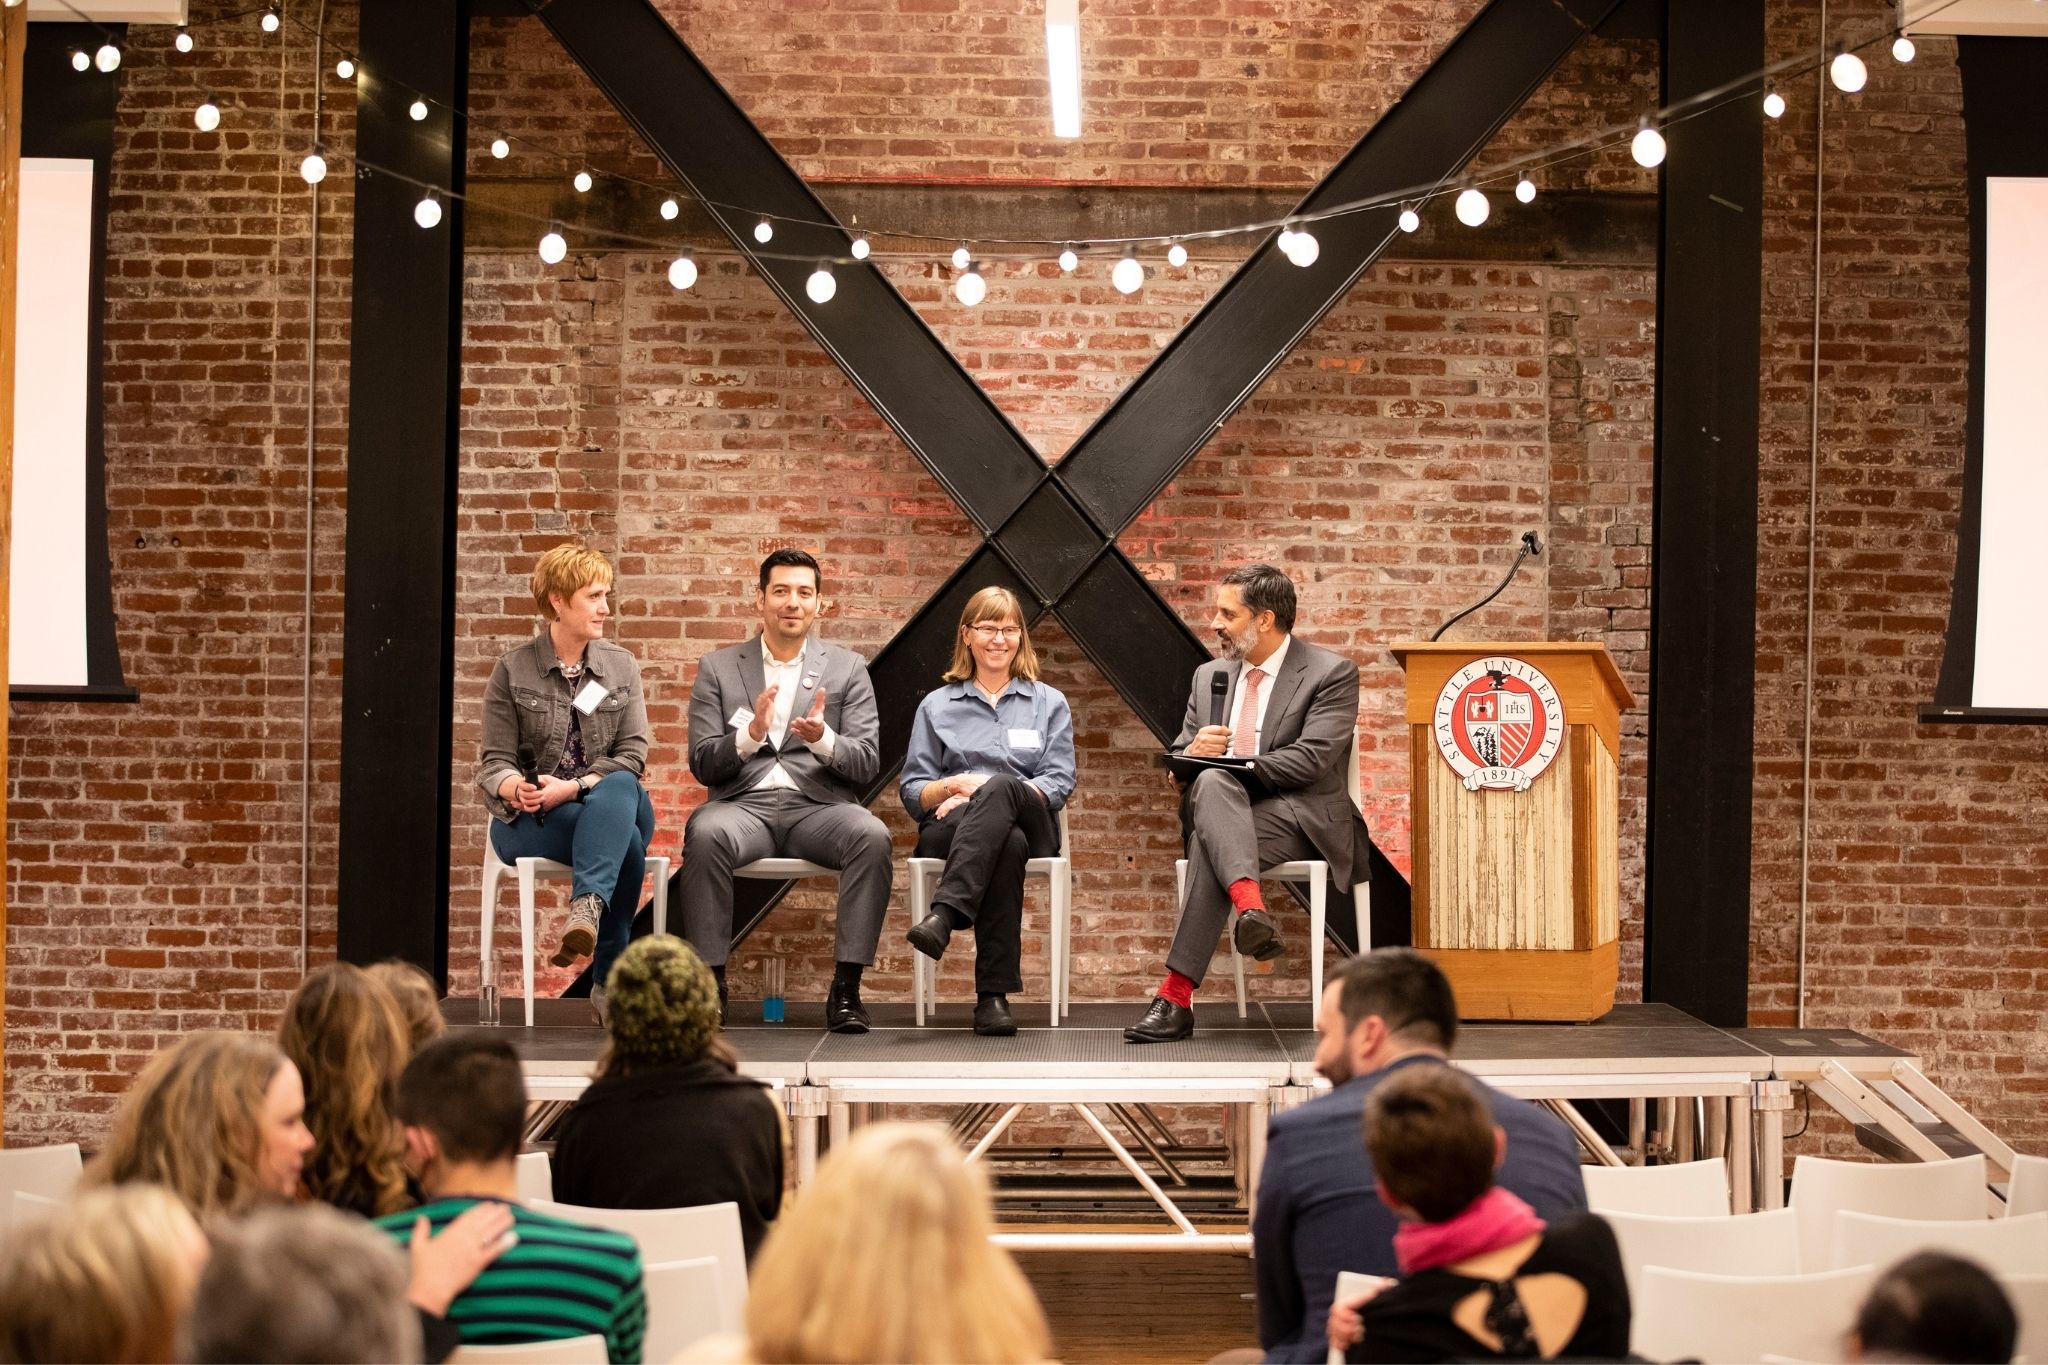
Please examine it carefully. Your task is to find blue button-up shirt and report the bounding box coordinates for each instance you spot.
[899,677,1076,820]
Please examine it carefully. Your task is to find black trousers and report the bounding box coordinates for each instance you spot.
[913,773,1061,995]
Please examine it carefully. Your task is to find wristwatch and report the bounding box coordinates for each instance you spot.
[575,774,597,801]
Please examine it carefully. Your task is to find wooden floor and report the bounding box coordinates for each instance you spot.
[1013,1234,1258,1364]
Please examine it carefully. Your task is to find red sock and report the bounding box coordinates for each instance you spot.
[1227,879,1265,915]
[1158,970,1196,1009]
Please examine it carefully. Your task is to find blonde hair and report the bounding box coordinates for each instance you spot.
[84,1031,289,1225]
[0,1184,203,1364]
[942,586,1039,684]
[745,1122,1051,1364]
[278,963,414,1217]
[365,959,446,1050]
[531,544,614,620]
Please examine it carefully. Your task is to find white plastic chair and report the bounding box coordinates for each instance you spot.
[1828,1209,2048,1277]
[1176,730,1364,1017]
[448,1336,608,1363]
[0,1143,82,1232]
[1790,1154,1988,1272]
[516,1150,553,1203]
[1633,1263,1877,1365]
[531,1199,746,1327]
[1325,1269,1387,1365]
[481,841,670,1026]
[2001,1272,2048,1365]
[909,805,1072,1027]
[1603,1207,1801,1309]
[1583,1157,1733,1217]
[2010,1153,2048,1218]
[642,1256,728,1361]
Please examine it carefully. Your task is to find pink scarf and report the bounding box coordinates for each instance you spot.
[1391,1186,1547,1276]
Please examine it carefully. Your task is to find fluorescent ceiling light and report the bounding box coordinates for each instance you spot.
[1046,0,1082,139]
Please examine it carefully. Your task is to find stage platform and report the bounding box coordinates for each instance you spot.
[442,995,1968,1244]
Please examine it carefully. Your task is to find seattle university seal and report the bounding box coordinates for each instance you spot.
[1430,656,1565,792]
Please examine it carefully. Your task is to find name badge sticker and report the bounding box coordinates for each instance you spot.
[1007,727,1043,749]
[730,706,755,732]
[573,680,609,716]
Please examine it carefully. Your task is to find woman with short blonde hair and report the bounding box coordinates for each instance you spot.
[366,959,447,1050]
[278,962,415,1217]
[744,1122,1050,1364]
[83,1031,315,1226]
[899,587,1075,1035]
[0,1184,207,1365]
[477,542,656,1015]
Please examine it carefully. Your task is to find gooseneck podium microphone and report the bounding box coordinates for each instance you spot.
[1429,531,1543,643]
[1209,671,1231,727]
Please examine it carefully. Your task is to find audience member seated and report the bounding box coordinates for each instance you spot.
[551,935,785,1259]
[82,1031,316,1224]
[368,959,449,1050]
[734,1121,1051,1364]
[1254,950,1587,1361]
[183,1203,426,1364]
[377,1034,647,1363]
[0,1184,206,1364]
[1326,1065,1628,1363]
[279,962,416,1217]
[1849,1251,2017,1365]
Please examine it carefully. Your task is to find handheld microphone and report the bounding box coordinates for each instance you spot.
[1209,672,1231,727]
[516,747,546,827]
[1429,530,1544,643]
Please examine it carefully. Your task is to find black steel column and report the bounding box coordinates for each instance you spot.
[337,0,467,977]
[1643,0,1763,1025]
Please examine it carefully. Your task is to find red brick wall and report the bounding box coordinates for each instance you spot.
[7,0,2041,1164]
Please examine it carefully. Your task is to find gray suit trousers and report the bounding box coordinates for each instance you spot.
[680,787,893,968]
[1165,768,1318,985]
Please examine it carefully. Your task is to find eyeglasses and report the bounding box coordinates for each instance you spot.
[970,624,1023,641]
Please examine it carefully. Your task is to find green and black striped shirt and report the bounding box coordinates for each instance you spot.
[376,1198,647,1364]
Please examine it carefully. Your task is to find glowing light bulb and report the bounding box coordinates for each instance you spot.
[1830,49,1867,93]
[95,43,121,71]
[1893,33,1915,62]
[1283,229,1320,267]
[195,100,221,132]
[175,30,194,53]
[261,8,281,33]
[850,235,871,260]
[300,151,328,185]
[668,255,698,290]
[753,219,773,244]
[71,50,91,72]
[804,262,837,304]
[1630,121,1666,169]
[539,229,568,265]
[413,193,442,229]
[490,137,510,159]
[1167,241,1188,268]
[951,243,971,270]
[1277,225,1300,255]
[573,170,593,193]
[1058,247,1078,273]
[1112,252,1143,295]
[1764,86,1787,119]
[336,57,355,79]
[1455,188,1490,227]
[1515,176,1537,204]
[409,99,428,122]
[1398,206,1420,233]
[659,198,680,221]
[954,266,987,306]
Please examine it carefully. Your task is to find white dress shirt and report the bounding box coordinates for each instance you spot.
[1225,633,1290,757]
[734,642,837,791]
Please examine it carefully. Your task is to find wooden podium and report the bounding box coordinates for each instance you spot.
[1389,642,1635,1022]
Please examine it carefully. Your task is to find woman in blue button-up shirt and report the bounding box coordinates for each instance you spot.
[900,586,1076,1036]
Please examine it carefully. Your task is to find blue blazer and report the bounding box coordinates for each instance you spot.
[1252,1054,1589,1362]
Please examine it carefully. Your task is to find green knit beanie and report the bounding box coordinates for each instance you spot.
[602,934,720,1066]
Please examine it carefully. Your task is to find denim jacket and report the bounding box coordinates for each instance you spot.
[476,633,649,822]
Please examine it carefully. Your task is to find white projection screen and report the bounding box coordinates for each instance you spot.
[1972,176,2048,709]
[10,158,96,690]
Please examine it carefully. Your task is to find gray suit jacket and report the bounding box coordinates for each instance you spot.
[687,635,881,805]
[1171,636,1374,894]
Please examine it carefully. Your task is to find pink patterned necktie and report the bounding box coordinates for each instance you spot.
[1232,667,1266,756]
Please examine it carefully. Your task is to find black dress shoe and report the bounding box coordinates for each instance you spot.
[1232,908,1285,961]
[1122,996,1195,1044]
[906,910,954,961]
[825,979,871,1034]
[973,994,1017,1037]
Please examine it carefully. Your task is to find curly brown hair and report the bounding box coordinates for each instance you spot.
[278,964,414,1218]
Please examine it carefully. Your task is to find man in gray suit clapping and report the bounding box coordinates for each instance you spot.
[681,549,891,1032]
